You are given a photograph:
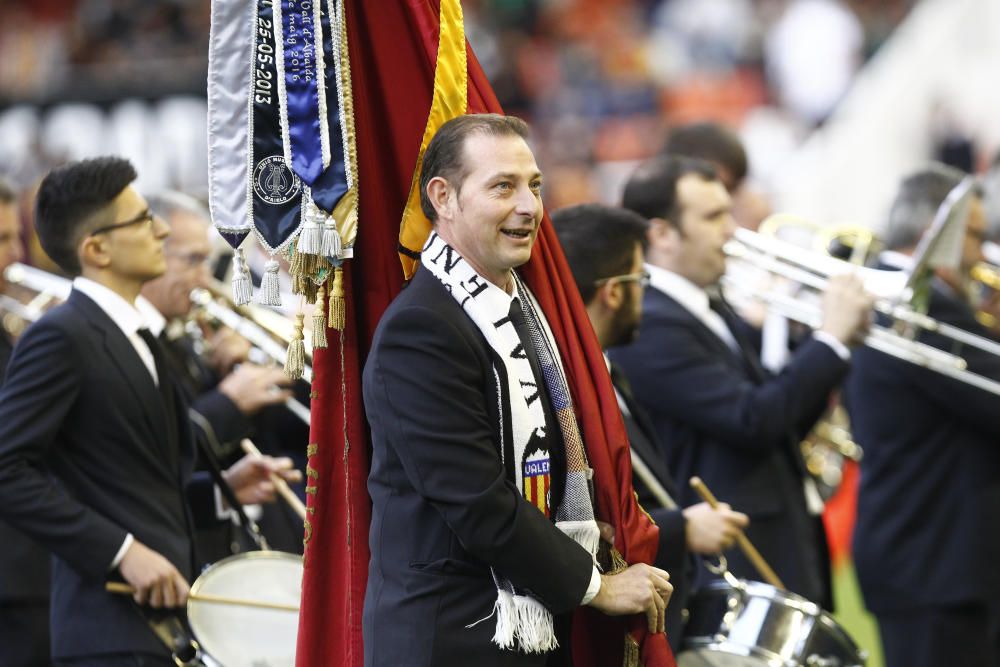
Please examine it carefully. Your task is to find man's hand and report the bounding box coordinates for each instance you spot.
[587,563,672,634]
[217,364,293,415]
[682,501,749,555]
[222,453,302,506]
[206,327,252,376]
[118,540,190,608]
[819,273,875,346]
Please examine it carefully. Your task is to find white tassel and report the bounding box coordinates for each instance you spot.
[556,520,602,563]
[489,589,517,650]
[513,594,558,654]
[297,219,322,255]
[321,219,342,258]
[231,247,253,305]
[258,258,282,306]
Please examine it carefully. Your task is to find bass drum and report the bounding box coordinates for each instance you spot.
[678,579,866,667]
[187,551,303,667]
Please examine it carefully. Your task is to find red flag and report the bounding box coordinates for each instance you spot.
[297,2,674,665]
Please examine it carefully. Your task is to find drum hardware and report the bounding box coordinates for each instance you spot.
[689,477,785,590]
[678,556,868,667]
[106,551,303,667]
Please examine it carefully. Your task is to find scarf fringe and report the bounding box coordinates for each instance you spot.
[556,520,601,565]
[487,590,559,654]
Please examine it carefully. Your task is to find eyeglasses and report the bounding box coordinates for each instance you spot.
[166,251,211,269]
[90,210,156,236]
[594,270,650,289]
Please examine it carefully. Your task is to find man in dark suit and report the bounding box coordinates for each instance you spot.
[0,179,53,666]
[844,164,1000,667]
[362,114,672,667]
[0,157,293,666]
[139,190,301,559]
[610,155,872,608]
[552,202,749,652]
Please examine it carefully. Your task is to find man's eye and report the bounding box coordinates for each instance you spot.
[530,181,543,192]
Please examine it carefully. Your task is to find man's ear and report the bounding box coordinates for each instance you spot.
[79,235,112,270]
[596,280,623,311]
[426,176,453,222]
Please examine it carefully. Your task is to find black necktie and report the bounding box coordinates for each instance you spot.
[708,291,766,382]
[137,328,179,453]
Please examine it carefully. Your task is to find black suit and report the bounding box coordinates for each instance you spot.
[362,267,594,667]
[844,280,1000,666]
[609,362,691,653]
[0,290,200,661]
[609,287,847,606]
[0,329,52,666]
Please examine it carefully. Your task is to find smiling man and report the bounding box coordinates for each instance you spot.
[362,114,672,667]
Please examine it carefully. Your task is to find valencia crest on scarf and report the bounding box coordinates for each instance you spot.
[421,232,600,654]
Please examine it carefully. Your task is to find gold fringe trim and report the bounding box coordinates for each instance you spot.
[623,634,641,667]
[609,546,629,575]
[328,266,346,330]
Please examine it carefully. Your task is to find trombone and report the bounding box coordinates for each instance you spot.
[725,226,1000,396]
[2,262,312,424]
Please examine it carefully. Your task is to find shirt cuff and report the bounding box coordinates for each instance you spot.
[581,566,602,605]
[214,484,237,521]
[812,330,851,362]
[111,533,134,570]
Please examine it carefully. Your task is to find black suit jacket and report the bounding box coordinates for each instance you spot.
[609,362,691,652]
[609,287,847,605]
[845,281,1000,613]
[0,329,51,607]
[0,289,199,660]
[362,268,594,667]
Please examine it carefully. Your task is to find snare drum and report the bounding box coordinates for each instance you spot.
[187,551,303,667]
[678,579,867,667]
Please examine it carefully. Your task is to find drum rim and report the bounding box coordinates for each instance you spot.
[190,550,304,600]
[682,641,866,667]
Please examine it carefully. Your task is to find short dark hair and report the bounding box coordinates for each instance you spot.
[419,114,530,222]
[35,157,137,275]
[621,155,718,229]
[663,122,747,191]
[885,163,982,251]
[552,204,649,305]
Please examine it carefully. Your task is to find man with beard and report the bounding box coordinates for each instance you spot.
[362,115,672,666]
[610,155,872,609]
[553,202,748,651]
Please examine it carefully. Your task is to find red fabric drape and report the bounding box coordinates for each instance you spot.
[297,2,674,665]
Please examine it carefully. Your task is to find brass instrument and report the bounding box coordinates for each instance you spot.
[1,263,70,338]
[725,224,1000,396]
[971,261,1000,330]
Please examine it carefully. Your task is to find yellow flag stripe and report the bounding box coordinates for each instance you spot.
[397,0,467,279]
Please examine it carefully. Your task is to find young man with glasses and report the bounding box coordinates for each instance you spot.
[553,203,749,651]
[610,155,872,610]
[0,157,293,666]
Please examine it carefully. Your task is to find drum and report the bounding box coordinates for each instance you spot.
[678,579,867,667]
[187,551,303,667]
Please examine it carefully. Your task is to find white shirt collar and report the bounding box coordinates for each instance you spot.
[72,277,147,336]
[645,263,711,316]
[135,296,167,337]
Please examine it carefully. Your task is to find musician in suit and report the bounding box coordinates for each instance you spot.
[0,157,293,666]
[362,114,672,667]
[0,179,53,667]
[552,202,748,652]
[844,164,1000,667]
[138,190,300,560]
[609,155,871,608]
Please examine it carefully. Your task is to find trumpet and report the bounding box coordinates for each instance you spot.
[1,263,71,338]
[725,226,1000,396]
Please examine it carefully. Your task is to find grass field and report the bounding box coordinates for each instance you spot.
[832,560,884,667]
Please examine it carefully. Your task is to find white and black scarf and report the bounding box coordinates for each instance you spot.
[422,232,600,653]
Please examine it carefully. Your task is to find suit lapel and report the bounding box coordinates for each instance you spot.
[68,291,172,457]
[650,290,744,371]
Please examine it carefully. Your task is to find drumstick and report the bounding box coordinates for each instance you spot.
[241,438,307,521]
[106,582,299,612]
[689,476,786,590]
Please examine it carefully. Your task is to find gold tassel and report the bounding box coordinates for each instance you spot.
[623,634,641,667]
[284,312,306,379]
[312,283,328,349]
[328,266,346,331]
